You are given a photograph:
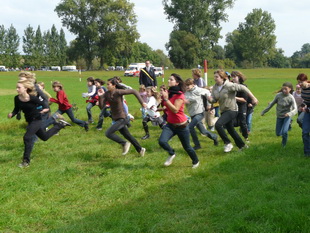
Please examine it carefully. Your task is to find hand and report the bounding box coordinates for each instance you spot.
[207,96,213,102]
[97,89,104,96]
[7,113,13,118]
[40,108,50,114]
[82,93,88,98]
[161,89,168,100]
[142,103,147,109]
[252,97,258,105]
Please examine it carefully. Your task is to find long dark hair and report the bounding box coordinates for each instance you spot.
[170,73,186,93]
[107,77,126,89]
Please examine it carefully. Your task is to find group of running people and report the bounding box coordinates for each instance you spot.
[8,68,310,168]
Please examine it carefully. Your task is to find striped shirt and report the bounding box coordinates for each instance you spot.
[301,87,310,106]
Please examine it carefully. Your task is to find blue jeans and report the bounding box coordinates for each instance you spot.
[45,108,86,128]
[215,110,245,148]
[302,112,310,155]
[86,102,96,122]
[158,123,199,164]
[97,107,111,128]
[189,113,217,147]
[246,112,253,132]
[276,117,291,146]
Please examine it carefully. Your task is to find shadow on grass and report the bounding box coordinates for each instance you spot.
[48,141,310,233]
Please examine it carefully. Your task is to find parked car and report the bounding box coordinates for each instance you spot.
[115,66,124,71]
[0,66,8,72]
[124,63,145,77]
[108,66,115,71]
[154,67,164,77]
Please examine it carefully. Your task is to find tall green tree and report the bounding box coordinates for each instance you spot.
[32,26,44,69]
[166,30,201,69]
[163,0,235,62]
[55,0,138,70]
[59,28,68,67]
[0,25,6,63]
[23,25,35,66]
[44,25,60,66]
[235,8,277,67]
[4,24,20,68]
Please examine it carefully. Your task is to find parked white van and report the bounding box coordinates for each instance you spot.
[0,66,8,72]
[124,63,145,77]
[62,65,77,71]
[154,67,164,77]
[51,66,61,71]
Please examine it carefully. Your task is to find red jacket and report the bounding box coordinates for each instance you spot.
[50,90,72,111]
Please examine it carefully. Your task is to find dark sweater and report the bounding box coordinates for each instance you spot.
[100,89,144,121]
[12,95,47,122]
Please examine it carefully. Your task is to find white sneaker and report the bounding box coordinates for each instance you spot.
[122,142,131,155]
[192,161,200,169]
[139,147,146,157]
[164,154,175,166]
[239,144,249,152]
[224,143,233,152]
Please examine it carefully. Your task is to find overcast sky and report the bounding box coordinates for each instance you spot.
[1,0,309,57]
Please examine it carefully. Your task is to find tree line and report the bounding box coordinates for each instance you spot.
[0,0,309,70]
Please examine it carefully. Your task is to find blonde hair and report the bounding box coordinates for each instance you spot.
[139,84,146,92]
[146,86,161,102]
[18,72,36,83]
[37,81,45,89]
[192,68,202,78]
[18,80,37,96]
[52,81,63,90]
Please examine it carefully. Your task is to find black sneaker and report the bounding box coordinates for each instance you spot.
[193,145,201,150]
[141,134,150,140]
[213,138,219,146]
[84,122,89,132]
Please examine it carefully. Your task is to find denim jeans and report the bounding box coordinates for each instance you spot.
[302,112,310,155]
[97,107,111,128]
[276,117,291,146]
[189,112,217,147]
[86,102,96,122]
[215,110,245,148]
[44,108,86,128]
[246,112,253,133]
[105,118,142,153]
[158,123,199,164]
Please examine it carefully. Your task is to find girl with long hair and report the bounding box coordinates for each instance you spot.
[98,77,147,156]
[159,73,200,168]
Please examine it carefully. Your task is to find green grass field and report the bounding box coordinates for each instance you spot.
[0,69,309,232]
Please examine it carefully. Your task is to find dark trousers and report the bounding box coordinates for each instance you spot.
[215,110,245,149]
[105,118,142,153]
[23,120,62,163]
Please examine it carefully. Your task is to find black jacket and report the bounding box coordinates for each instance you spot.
[139,67,157,87]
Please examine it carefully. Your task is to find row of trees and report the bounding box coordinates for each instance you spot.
[1,0,310,70]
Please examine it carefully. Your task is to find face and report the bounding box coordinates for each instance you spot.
[168,76,178,87]
[145,61,151,68]
[282,86,291,95]
[192,73,199,80]
[296,87,301,93]
[87,81,93,86]
[146,89,152,97]
[53,86,60,92]
[106,81,115,91]
[186,83,194,91]
[94,81,101,87]
[298,80,308,88]
[214,73,224,85]
[16,83,27,95]
[231,75,239,83]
